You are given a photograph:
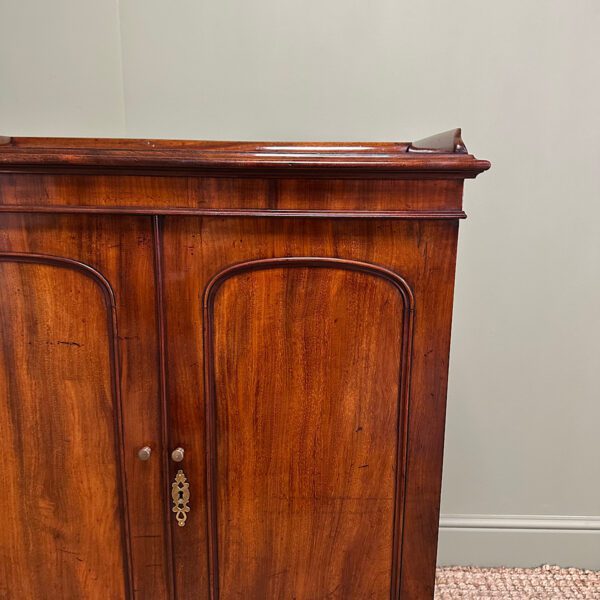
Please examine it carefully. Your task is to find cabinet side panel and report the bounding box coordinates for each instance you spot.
[399,223,459,600]
[0,259,130,599]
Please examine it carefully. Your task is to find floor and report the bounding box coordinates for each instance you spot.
[435,565,600,599]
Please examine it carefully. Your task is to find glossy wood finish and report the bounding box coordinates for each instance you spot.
[0,215,171,599]
[0,130,489,179]
[0,175,470,220]
[160,217,461,599]
[205,259,412,598]
[0,131,488,599]
[0,256,130,599]
[407,128,468,154]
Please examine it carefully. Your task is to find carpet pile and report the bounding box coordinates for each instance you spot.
[435,565,600,599]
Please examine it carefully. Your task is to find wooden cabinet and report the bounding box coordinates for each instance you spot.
[0,130,489,599]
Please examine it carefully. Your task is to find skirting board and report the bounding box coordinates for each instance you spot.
[438,515,600,570]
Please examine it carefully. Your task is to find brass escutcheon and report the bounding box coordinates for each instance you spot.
[172,469,190,526]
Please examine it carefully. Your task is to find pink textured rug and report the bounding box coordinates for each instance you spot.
[435,565,600,599]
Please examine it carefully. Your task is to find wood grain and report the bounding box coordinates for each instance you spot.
[0,174,465,216]
[0,132,489,599]
[0,215,170,599]
[161,217,460,599]
[0,135,490,179]
[0,255,131,599]
[203,258,413,598]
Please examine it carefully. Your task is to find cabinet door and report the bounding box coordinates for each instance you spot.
[162,217,458,599]
[0,215,170,599]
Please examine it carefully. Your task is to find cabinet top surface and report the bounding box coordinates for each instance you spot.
[0,129,490,179]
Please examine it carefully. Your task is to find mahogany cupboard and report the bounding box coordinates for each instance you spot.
[0,130,489,599]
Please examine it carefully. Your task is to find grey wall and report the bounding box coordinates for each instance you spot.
[2,0,599,568]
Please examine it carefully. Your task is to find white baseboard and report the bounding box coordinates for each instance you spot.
[438,514,600,570]
[440,514,600,531]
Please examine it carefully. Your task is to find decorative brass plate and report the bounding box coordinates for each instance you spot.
[172,469,190,526]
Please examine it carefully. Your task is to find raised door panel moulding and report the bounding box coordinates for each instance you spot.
[0,253,133,598]
[203,257,415,599]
